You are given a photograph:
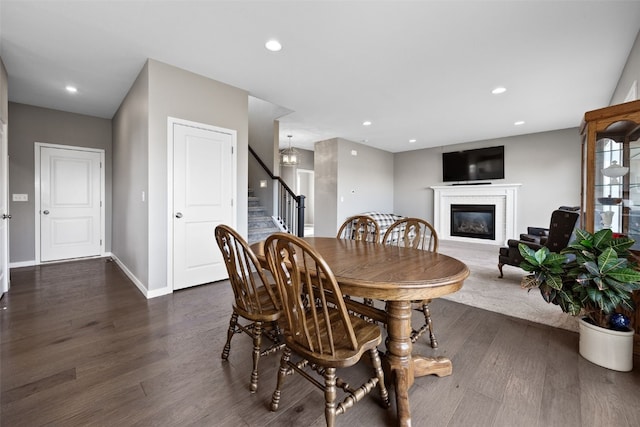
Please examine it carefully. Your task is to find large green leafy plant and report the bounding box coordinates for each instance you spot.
[519,228,640,329]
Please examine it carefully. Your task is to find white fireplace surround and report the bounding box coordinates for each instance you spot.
[431,183,521,245]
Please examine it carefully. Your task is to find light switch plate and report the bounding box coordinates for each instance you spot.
[12,194,28,202]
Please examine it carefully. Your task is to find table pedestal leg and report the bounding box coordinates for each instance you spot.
[386,300,414,427]
[385,300,454,427]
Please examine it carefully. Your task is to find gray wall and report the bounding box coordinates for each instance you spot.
[1,58,7,123]
[393,127,581,234]
[248,97,281,216]
[611,29,640,104]
[112,62,149,286]
[112,59,249,293]
[314,139,338,236]
[314,137,394,237]
[146,59,248,291]
[7,103,113,263]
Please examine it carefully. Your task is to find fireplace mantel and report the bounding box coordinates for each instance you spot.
[431,183,522,245]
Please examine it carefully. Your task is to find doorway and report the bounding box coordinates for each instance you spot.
[35,143,105,263]
[168,118,236,291]
[296,168,314,235]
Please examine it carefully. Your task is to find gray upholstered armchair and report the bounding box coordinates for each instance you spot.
[498,209,580,278]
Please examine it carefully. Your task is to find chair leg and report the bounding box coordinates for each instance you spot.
[421,303,438,349]
[324,367,338,427]
[221,311,239,360]
[369,348,390,408]
[271,347,291,412]
[498,263,504,278]
[250,321,262,393]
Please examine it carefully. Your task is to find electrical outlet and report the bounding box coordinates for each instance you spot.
[12,194,28,202]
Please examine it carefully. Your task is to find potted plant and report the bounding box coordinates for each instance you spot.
[518,228,640,371]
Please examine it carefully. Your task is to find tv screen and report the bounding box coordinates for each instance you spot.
[442,146,504,182]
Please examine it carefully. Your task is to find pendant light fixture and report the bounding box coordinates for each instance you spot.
[280,134,300,167]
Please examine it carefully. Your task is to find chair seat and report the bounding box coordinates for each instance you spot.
[285,307,382,368]
[233,284,281,322]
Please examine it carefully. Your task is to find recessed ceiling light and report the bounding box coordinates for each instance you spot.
[265,39,282,52]
[491,87,507,95]
[362,121,372,126]
[514,120,525,126]
[65,85,78,93]
[409,139,416,143]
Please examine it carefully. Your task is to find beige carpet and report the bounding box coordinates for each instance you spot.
[438,239,579,332]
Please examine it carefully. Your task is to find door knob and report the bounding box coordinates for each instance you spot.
[175,212,183,219]
[2,214,10,220]
[43,210,50,215]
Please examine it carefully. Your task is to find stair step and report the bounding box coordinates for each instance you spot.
[248,219,279,230]
[247,188,285,244]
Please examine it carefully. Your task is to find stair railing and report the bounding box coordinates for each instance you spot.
[249,146,305,237]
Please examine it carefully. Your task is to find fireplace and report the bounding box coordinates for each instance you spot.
[450,204,496,240]
[431,183,520,245]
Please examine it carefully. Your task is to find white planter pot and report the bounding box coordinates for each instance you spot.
[578,317,634,372]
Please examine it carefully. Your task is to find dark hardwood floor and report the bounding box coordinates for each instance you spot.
[1,257,639,426]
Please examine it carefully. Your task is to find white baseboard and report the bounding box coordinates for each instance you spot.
[110,254,172,299]
[147,286,173,298]
[11,252,114,269]
[10,260,36,268]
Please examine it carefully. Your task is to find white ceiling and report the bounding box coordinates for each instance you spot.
[2,1,640,153]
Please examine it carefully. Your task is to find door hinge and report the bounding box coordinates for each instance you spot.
[100,201,102,207]
[231,146,234,154]
[231,199,233,207]
[100,239,103,245]
[100,162,102,168]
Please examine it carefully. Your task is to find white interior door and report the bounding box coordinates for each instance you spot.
[172,121,235,290]
[38,145,103,262]
[0,122,9,295]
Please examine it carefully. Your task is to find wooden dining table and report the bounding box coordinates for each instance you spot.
[250,236,470,427]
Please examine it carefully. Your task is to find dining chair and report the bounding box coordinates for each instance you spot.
[337,215,380,308]
[382,217,440,348]
[214,224,284,393]
[336,215,380,243]
[264,232,390,426]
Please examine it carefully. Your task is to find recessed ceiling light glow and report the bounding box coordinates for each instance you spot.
[362,121,372,126]
[491,87,507,95]
[514,120,525,126]
[265,40,282,52]
[409,139,416,143]
[65,85,78,93]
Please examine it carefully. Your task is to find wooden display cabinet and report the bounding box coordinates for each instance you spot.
[580,99,640,355]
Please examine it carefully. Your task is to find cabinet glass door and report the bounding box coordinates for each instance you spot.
[595,137,624,233]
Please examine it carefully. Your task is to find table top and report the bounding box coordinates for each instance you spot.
[251,236,469,301]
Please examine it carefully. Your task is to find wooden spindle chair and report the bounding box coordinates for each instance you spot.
[336,215,380,243]
[382,218,440,348]
[264,232,390,427]
[214,224,284,393]
[337,215,380,308]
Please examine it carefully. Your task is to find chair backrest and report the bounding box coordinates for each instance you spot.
[215,224,281,317]
[336,215,380,243]
[265,232,358,356]
[544,209,580,252]
[382,217,438,252]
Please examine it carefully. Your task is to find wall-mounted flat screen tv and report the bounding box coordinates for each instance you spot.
[442,145,504,182]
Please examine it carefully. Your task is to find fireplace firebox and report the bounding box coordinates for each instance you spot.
[450,204,495,240]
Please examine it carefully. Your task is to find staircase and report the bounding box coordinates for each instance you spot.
[248,189,281,244]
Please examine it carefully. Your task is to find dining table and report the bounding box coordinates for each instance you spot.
[250,236,470,427]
